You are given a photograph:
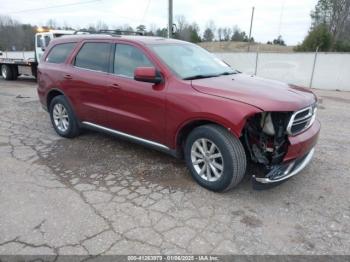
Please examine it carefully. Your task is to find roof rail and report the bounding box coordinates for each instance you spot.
[73,29,144,36]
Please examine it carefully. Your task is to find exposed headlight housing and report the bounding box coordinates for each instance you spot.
[261,113,275,136]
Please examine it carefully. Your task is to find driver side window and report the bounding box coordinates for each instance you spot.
[114,44,153,78]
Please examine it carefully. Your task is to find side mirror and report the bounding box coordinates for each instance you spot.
[134,67,162,84]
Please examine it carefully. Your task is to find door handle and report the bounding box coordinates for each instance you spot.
[64,74,72,80]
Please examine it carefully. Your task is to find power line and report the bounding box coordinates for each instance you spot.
[277,0,286,36]
[9,0,101,14]
[7,0,165,28]
[141,0,152,23]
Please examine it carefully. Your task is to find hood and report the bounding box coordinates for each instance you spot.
[191,73,316,112]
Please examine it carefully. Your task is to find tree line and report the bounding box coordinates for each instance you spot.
[296,0,350,51]
[1,14,286,51]
[0,16,36,51]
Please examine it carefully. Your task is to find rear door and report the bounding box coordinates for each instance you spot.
[62,41,113,125]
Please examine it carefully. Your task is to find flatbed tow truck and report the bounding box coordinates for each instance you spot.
[0,29,75,80]
[0,29,146,81]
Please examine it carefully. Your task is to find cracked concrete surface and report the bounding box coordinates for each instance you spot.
[0,77,349,256]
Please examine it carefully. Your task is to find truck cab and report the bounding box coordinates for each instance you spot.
[35,30,75,63]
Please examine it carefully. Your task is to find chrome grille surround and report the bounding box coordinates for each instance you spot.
[287,103,317,136]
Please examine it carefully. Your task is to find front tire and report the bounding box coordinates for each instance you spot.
[49,95,80,138]
[184,124,246,192]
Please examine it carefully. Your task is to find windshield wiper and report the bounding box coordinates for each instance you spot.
[183,74,218,80]
[216,71,238,76]
[183,71,239,80]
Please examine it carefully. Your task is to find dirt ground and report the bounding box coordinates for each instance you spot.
[0,77,349,256]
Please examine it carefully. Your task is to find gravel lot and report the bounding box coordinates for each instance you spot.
[0,77,349,256]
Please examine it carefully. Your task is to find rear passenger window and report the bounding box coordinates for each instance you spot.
[114,44,153,77]
[74,43,111,72]
[46,43,75,64]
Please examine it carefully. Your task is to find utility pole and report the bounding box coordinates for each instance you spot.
[248,6,255,52]
[168,0,173,38]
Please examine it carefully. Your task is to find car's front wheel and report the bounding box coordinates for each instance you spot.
[49,95,80,138]
[185,124,247,192]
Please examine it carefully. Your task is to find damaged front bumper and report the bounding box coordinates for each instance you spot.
[253,147,315,185]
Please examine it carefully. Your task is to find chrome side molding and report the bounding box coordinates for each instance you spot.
[82,121,170,151]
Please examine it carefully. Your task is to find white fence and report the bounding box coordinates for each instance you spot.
[215,52,350,91]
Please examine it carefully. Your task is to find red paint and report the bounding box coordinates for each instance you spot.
[284,120,321,161]
[37,35,320,163]
[134,67,157,80]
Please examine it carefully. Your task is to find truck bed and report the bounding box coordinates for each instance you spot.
[0,51,36,68]
[0,51,35,60]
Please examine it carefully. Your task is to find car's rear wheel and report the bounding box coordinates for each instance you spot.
[49,95,80,138]
[1,65,14,80]
[184,124,246,192]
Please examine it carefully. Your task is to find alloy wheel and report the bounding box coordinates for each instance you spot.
[53,103,70,132]
[191,138,224,182]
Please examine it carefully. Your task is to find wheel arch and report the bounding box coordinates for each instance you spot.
[174,117,242,158]
[46,88,66,109]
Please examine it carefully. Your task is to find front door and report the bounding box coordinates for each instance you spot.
[105,43,167,145]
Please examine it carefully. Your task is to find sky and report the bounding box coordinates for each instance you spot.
[1,0,318,45]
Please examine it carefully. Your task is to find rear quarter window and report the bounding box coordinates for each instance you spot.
[74,42,111,72]
[46,43,76,64]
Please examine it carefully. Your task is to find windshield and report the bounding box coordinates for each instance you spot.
[150,43,236,80]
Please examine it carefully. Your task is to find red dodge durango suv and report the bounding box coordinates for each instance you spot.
[37,34,320,192]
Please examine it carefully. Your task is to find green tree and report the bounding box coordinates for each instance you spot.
[189,23,201,43]
[295,24,332,51]
[173,16,201,43]
[231,27,248,42]
[273,35,286,46]
[156,28,167,37]
[136,24,146,32]
[222,27,232,41]
[309,0,350,50]
[203,28,214,42]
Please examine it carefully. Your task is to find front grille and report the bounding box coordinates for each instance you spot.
[287,104,317,135]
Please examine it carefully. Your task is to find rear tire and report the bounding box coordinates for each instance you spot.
[12,66,18,80]
[31,65,37,79]
[49,95,80,138]
[184,124,246,192]
[1,65,14,80]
